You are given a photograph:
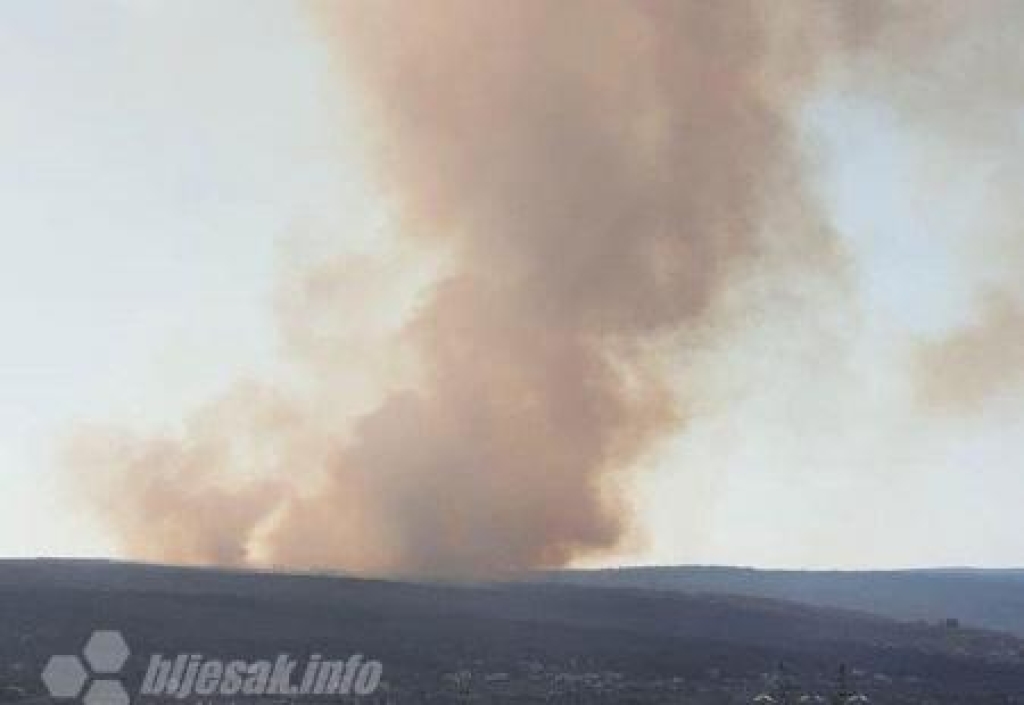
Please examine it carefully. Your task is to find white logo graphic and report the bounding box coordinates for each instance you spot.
[42,630,130,705]
[42,631,384,701]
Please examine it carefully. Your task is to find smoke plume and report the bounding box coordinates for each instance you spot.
[839,1,1024,414]
[916,294,1024,412]
[70,1,850,576]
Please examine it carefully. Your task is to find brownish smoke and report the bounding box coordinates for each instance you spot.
[916,293,1024,412]
[69,1,848,577]
[836,1,1024,414]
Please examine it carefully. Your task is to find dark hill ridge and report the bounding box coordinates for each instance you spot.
[0,560,1022,703]
[540,565,1024,637]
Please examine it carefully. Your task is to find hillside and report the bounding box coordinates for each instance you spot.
[0,560,1023,702]
[542,566,1024,638]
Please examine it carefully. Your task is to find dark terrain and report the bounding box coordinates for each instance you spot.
[543,566,1024,638]
[1,560,1023,703]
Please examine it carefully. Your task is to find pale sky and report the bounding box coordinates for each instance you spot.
[0,0,376,558]
[1,1,1021,568]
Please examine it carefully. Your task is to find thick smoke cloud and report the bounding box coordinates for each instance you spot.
[70,1,850,576]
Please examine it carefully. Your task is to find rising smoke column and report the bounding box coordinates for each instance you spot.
[71,1,846,576]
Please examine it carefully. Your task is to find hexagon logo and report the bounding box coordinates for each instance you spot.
[84,679,130,705]
[42,655,88,698]
[41,631,130,703]
[84,631,130,674]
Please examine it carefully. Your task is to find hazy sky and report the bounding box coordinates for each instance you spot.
[1,1,1021,569]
